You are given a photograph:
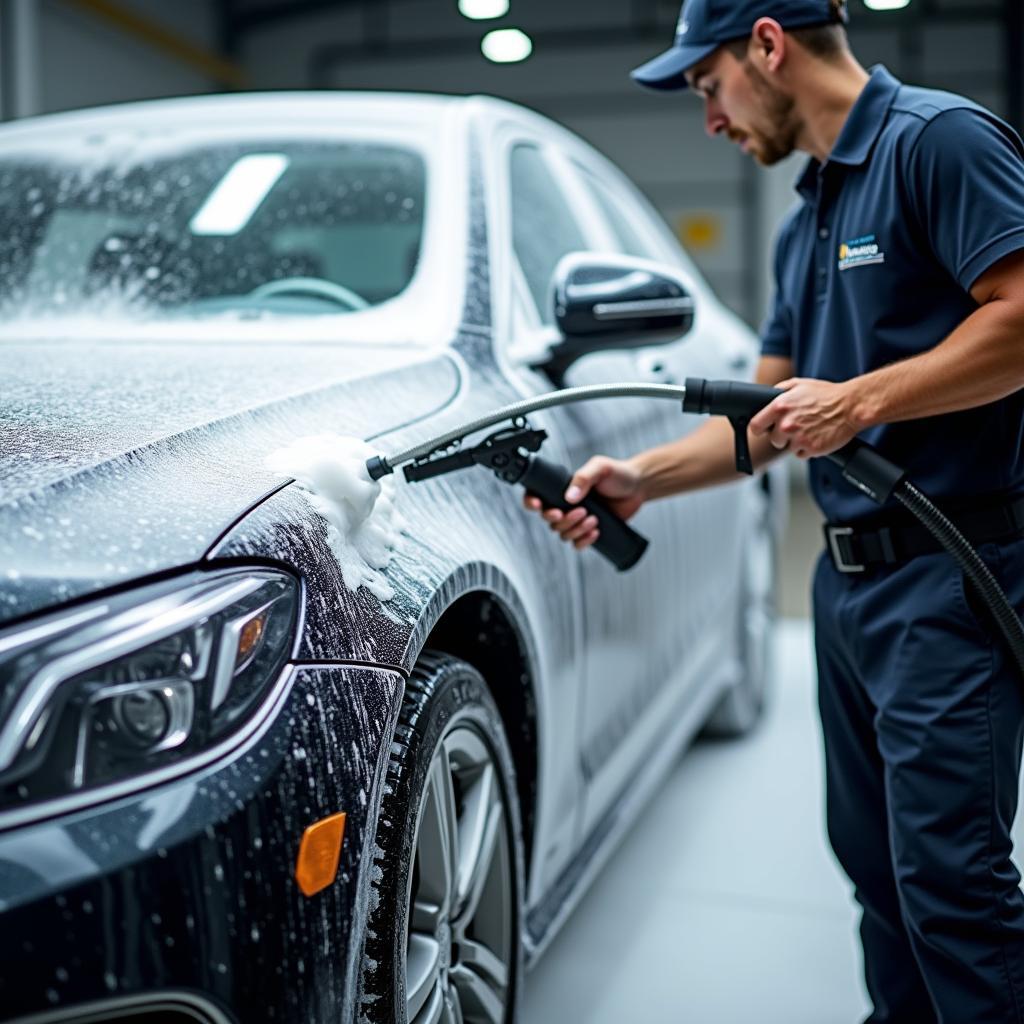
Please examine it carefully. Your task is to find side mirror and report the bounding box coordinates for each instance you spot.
[537,252,695,384]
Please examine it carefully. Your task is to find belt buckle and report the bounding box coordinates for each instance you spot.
[827,526,866,574]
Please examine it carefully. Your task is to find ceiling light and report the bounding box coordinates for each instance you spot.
[190,153,289,236]
[864,0,911,10]
[481,28,532,63]
[459,0,509,18]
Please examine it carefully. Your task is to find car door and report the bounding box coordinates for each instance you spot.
[561,148,755,835]
[501,132,748,844]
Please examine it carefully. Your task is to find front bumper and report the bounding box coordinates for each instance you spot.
[0,665,403,1024]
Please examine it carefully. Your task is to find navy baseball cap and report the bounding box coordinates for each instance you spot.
[632,0,847,91]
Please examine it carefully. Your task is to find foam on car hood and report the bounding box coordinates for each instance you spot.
[265,434,403,602]
[0,338,460,625]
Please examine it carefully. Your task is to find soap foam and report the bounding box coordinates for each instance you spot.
[265,434,403,602]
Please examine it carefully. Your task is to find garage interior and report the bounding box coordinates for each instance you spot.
[2,1,1022,1021]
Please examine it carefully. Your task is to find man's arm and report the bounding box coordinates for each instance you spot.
[849,249,1024,425]
[748,251,1024,457]
[524,354,794,549]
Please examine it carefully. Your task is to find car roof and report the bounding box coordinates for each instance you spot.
[0,90,585,158]
[0,90,564,140]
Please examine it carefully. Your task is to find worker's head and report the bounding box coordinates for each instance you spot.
[632,0,851,166]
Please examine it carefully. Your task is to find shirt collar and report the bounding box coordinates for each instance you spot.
[795,65,902,201]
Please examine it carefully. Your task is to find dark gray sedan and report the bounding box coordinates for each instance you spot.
[0,92,782,1024]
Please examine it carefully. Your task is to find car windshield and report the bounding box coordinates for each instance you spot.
[0,137,427,323]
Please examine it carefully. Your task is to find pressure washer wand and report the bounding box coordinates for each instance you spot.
[366,376,1024,678]
[367,384,689,573]
[385,422,649,571]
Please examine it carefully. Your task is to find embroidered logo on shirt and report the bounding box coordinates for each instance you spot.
[838,234,885,271]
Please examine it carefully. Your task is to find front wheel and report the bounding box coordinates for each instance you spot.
[359,652,524,1023]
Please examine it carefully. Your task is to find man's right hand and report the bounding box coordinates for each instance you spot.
[522,455,647,551]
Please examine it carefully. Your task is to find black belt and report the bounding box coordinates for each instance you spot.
[824,495,1024,574]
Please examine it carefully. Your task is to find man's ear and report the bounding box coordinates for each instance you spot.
[750,17,787,74]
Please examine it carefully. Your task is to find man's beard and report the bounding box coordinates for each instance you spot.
[741,61,800,165]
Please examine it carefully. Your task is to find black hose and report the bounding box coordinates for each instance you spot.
[894,481,1024,676]
[368,376,1024,679]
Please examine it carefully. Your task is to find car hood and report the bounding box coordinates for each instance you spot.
[0,337,463,626]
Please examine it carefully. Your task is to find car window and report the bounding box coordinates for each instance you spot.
[0,140,426,322]
[575,165,660,261]
[509,144,589,324]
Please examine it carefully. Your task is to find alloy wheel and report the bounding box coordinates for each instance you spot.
[404,725,514,1024]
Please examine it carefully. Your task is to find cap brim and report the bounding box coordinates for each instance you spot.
[630,40,718,91]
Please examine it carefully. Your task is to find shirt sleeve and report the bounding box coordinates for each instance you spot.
[759,210,798,358]
[909,107,1024,292]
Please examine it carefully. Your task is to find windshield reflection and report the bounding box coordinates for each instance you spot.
[0,140,426,323]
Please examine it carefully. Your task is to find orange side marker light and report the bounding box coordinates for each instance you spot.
[295,812,346,897]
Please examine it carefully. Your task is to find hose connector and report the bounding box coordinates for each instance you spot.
[366,455,393,481]
[826,440,905,505]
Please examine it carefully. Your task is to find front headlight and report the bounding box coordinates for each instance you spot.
[0,568,298,817]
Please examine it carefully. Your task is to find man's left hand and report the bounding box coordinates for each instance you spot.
[749,377,863,459]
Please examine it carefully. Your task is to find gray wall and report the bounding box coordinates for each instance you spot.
[2,0,220,117]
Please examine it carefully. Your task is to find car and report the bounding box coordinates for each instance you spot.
[0,91,783,1024]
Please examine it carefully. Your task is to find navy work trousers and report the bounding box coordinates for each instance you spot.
[814,538,1024,1023]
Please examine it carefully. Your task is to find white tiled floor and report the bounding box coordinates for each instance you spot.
[521,620,872,1024]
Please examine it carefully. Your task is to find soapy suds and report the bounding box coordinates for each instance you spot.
[265,434,403,601]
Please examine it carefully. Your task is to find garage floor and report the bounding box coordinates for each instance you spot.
[520,619,871,1024]
[522,483,1024,1022]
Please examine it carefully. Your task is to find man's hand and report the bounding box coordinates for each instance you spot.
[522,455,647,551]
[749,377,863,459]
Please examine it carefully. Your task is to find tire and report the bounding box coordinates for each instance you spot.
[359,651,524,1024]
[704,484,778,737]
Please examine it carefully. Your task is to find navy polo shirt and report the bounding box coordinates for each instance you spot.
[761,66,1024,523]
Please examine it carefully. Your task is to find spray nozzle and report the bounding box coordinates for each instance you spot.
[370,419,649,571]
[403,424,548,485]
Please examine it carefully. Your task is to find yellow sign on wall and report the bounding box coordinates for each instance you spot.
[677,214,722,251]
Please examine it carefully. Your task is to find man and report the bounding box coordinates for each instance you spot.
[525,1,1024,1020]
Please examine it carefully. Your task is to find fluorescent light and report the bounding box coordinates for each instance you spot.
[190,153,289,236]
[459,0,509,18]
[864,0,910,9]
[481,28,532,63]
